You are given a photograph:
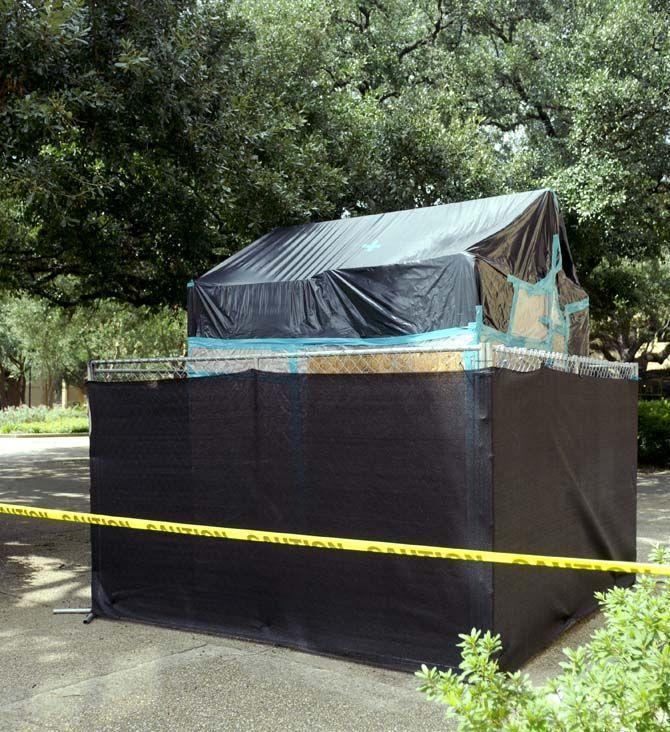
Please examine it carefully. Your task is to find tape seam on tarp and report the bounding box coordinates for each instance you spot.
[565,298,589,315]
[187,325,478,352]
[0,502,665,576]
[503,234,591,355]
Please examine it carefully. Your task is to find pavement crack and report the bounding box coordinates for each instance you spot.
[0,641,274,711]
[0,642,212,707]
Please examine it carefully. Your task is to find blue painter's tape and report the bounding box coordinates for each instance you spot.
[474,305,483,342]
[188,325,478,352]
[481,325,540,349]
[506,234,562,295]
[565,297,589,314]
[461,351,478,370]
[503,232,586,354]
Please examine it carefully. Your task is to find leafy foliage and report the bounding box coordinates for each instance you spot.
[417,546,670,731]
[62,299,186,378]
[0,404,88,434]
[0,295,185,405]
[0,0,248,305]
[0,296,70,405]
[638,400,670,468]
[589,258,670,372]
[0,0,669,363]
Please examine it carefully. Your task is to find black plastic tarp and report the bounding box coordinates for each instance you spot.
[188,189,589,351]
[88,368,636,671]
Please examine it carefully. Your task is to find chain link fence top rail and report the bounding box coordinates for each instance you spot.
[491,346,638,380]
[88,345,637,382]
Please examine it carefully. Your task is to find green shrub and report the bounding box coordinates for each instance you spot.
[0,405,89,434]
[417,546,670,731]
[638,400,670,468]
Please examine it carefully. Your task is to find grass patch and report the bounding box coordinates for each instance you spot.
[0,405,89,434]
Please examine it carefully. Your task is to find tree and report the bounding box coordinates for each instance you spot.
[0,297,69,406]
[0,304,27,408]
[0,0,507,306]
[0,296,185,406]
[1,0,669,351]
[234,0,504,218]
[241,0,670,271]
[446,0,670,286]
[0,0,248,306]
[589,258,670,375]
[221,0,670,310]
[63,300,185,385]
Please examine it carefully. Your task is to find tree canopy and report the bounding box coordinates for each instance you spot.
[0,0,669,361]
[589,257,670,373]
[0,0,247,305]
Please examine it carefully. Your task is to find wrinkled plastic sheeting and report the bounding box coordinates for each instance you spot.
[568,309,590,355]
[190,254,480,340]
[188,189,589,353]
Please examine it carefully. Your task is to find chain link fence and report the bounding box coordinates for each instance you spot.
[88,347,475,381]
[88,345,637,382]
[492,346,638,380]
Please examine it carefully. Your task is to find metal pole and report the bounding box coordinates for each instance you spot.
[53,608,91,614]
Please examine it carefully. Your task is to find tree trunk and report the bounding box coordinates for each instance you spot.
[17,373,26,405]
[44,373,54,408]
[0,368,8,410]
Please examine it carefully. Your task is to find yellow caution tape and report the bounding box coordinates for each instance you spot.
[0,501,666,575]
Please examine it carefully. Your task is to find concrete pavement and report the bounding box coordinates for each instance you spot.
[0,437,448,732]
[0,437,668,730]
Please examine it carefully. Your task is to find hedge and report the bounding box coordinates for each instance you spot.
[638,399,670,468]
[0,405,89,434]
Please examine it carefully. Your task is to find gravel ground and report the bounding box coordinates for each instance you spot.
[0,437,668,731]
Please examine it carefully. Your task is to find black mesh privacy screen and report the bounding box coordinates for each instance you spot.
[87,368,636,671]
[490,368,637,669]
